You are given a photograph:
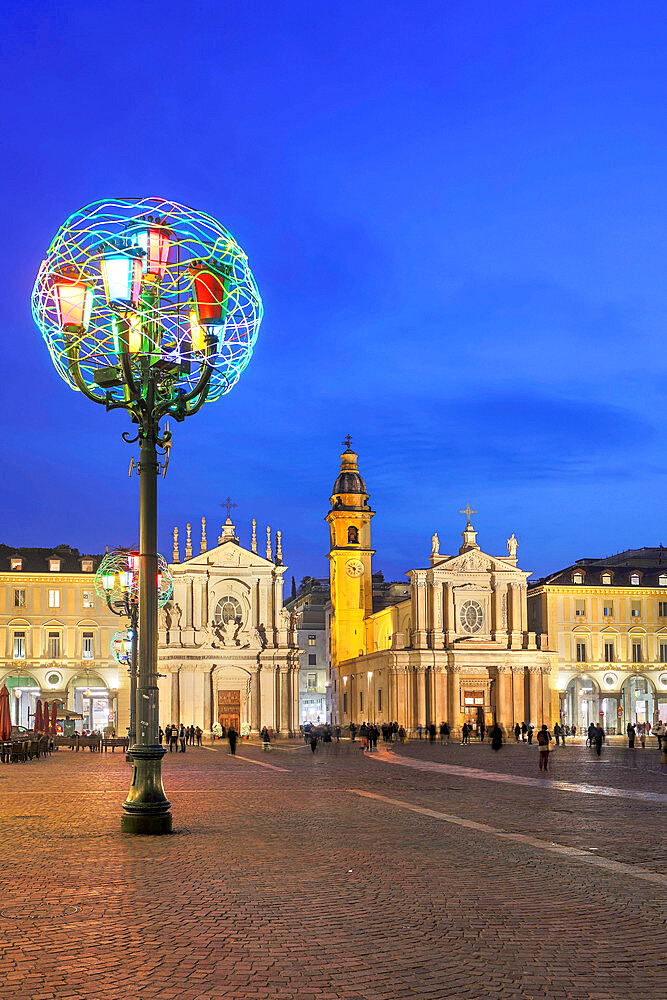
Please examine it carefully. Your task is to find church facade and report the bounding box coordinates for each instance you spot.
[327,445,558,733]
[157,515,300,735]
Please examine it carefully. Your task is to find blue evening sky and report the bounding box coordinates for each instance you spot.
[1,1,665,585]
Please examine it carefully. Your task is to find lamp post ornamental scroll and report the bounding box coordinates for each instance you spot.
[33,197,263,834]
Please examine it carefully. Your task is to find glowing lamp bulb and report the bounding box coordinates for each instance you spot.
[127,554,140,572]
[101,573,116,592]
[100,248,142,307]
[130,222,171,281]
[120,570,133,591]
[157,572,163,589]
[53,276,94,332]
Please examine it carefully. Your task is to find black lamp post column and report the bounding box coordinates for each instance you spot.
[121,391,171,835]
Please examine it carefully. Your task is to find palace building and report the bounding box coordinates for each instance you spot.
[327,444,557,732]
[158,514,300,735]
[528,549,667,732]
[0,544,122,732]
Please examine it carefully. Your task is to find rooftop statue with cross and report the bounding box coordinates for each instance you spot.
[342,434,353,452]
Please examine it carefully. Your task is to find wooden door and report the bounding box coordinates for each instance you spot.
[218,690,241,731]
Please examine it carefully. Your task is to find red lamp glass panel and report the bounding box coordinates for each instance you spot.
[53,279,93,331]
[191,266,228,325]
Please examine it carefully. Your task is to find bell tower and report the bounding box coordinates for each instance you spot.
[326,437,375,666]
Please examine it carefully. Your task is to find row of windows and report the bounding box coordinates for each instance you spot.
[572,571,667,586]
[573,599,667,618]
[11,630,95,660]
[342,689,383,713]
[11,588,95,610]
[9,557,94,573]
[574,640,667,664]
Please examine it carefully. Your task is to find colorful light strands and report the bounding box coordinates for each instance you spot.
[95,550,173,608]
[31,197,262,410]
[111,631,134,666]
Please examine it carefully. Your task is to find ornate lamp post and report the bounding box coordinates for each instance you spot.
[33,198,263,834]
[96,549,173,750]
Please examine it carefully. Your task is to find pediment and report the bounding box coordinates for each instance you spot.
[178,540,275,571]
[433,549,526,576]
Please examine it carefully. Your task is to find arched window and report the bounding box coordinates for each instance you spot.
[630,573,640,586]
[214,595,243,626]
[347,525,359,544]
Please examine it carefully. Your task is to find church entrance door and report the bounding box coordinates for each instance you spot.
[463,691,485,733]
[218,690,241,731]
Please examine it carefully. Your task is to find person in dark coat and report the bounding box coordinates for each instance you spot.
[514,723,521,742]
[170,725,179,753]
[158,727,164,746]
[627,722,636,749]
[310,730,318,753]
[429,723,436,743]
[490,723,503,751]
[227,725,237,755]
[593,723,605,756]
[521,721,528,742]
[179,724,186,753]
[195,726,202,746]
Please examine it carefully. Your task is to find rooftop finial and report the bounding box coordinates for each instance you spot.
[342,434,353,452]
[185,523,192,559]
[276,530,283,564]
[221,496,237,520]
[459,503,477,527]
[266,526,272,561]
[200,516,207,554]
[251,518,257,554]
[172,526,180,563]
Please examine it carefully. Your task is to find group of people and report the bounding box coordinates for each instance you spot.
[626,720,665,749]
[158,724,203,752]
[512,721,569,745]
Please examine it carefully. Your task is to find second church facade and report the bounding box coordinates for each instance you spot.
[328,445,557,732]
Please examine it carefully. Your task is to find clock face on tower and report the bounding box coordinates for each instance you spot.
[345,559,364,578]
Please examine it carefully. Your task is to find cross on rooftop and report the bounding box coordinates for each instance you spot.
[460,504,477,525]
[342,434,353,451]
[220,497,237,519]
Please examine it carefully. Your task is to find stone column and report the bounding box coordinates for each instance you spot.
[512,665,525,725]
[510,584,522,648]
[396,667,408,727]
[430,585,444,649]
[251,668,261,732]
[170,670,179,723]
[444,583,455,643]
[447,664,461,732]
[528,666,541,726]
[492,583,506,642]
[541,667,552,726]
[279,667,289,734]
[434,668,448,723]
[203,670,212,732]
[414,581,428,649]
[495,665,512,727]
[416,667,427,728]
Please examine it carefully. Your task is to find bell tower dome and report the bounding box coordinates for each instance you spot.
[326,437,375,666]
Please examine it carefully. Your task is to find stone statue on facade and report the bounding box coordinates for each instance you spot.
[431,532,439,556]
[507,533,518,558]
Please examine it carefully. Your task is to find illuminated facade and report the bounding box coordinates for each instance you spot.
[0,544,122,732]
[284,581,329,725]
[158,515,300,734]
[528,550,667,732]
[328,445,557,733]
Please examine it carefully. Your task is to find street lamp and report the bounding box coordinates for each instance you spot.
[95,549,173,753]
[33,197,263,834]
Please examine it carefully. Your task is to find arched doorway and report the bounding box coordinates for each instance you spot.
[564,675,599,731]
[621,675,656,728]
[1,674,40,729]
[69,673,110,733]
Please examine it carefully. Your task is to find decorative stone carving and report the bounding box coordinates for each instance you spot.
[501,593,507,628]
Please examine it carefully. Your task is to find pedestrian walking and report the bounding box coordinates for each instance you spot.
[537,724,551,771]
[514,723,521,742]
[460,722,470,745]
[349,722,357,742]
[490,722,503,751]
[593,722,605,757]
[627,722,636,749]
[639,725,646,749]
[587,722,596,748]
[521,721,527,742]
[195,726,202,746]
[479,722,486,742]
[170,724,178,754]
[227,725,237,755]
[179,724,186,753]
[527,724,534,745]
[310,730,318,753]
[335,725,341,742]
[553,723,561,746]
[158,726,164,746]
[417,724,423,740]
[429,723,436,743]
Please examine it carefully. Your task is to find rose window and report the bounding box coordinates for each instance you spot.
[214,595,243,626]
[459,600,484,634]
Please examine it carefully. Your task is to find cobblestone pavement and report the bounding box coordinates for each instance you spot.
[0,738,664,1000]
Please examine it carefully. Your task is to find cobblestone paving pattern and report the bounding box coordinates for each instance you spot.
[0,738,664,1000]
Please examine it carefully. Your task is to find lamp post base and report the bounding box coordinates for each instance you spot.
[121,744,172,835]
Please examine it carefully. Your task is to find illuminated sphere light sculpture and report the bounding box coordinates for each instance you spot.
[111,631,134,666]
[33,197,263,836]
[32,197,262,413]
[95,550,173,608]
